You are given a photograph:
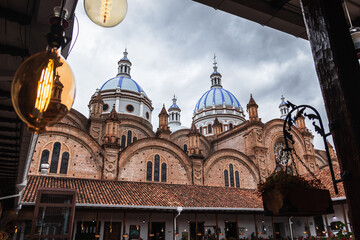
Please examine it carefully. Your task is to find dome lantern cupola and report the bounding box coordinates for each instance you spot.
[210,54,222,88]
[168,95,181,125]
[117,49,132,77]
[279,95,289,119]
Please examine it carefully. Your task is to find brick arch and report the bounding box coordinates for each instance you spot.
[45,123,104,170]
[118,138,192,183]
[204,149,260,187]
[264,119,308,170]
[170,129,212,157]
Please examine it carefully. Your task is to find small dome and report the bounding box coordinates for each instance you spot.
[100,76,147,96]
[194,87,243,113]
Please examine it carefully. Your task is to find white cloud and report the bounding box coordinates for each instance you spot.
[66,0,333,150]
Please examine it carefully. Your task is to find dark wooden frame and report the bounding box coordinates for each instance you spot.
[262,187,334,216]
[30,187,77,240]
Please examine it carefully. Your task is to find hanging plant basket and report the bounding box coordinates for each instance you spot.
[258,171,334,216]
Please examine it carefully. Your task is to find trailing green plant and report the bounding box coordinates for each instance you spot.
[257,170,324,196]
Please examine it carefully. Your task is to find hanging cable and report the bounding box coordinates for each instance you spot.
[67,13,79,56]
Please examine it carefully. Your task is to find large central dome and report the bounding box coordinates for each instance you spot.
[100,76,147,96]
[193,58,245,136]
[194,87,242,113]
[89,50,153,123]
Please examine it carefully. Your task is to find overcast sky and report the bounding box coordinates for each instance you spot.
[67,0,333,150]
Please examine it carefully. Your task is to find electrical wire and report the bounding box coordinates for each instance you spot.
[67,13,79,57]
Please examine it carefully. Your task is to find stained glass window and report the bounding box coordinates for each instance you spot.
[50,142,61,173]
[161,163,167,182]
[224,170,229,187]
[60,152,69,174]
[146,161,152,181]
[39,150,50,172]
[154,155,160,182]
[235,171,240,188]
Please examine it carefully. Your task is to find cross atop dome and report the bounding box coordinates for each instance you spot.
[117,49,132,77]
[210,54,222,89]
[213,54,218,73]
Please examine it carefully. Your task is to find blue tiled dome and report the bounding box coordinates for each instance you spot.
[100,76,147,96]
[194,87,243,113]
[169,104,180,109]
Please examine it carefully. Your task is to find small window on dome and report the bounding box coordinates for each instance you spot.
[146,112,150,120]
[103,104,109,111]
[126,104,134,113]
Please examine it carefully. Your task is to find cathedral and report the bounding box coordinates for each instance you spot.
[17,50,348,240]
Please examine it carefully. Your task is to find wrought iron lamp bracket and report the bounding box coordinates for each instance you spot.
[282,101,345,194]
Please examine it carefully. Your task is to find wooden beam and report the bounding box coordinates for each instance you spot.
[342,203,349,233]
[305,217,310,237]
[216,214,219,240]
[323,216,331,237]
[300,0,360,238]
[253,215,258,239]
[272,216,276,240]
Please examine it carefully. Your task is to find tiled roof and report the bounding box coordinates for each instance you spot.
[22,176,262,210]
[311,166,346,199]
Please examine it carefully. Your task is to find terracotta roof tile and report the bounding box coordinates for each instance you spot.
[304,166,346,199]
[22,175,263,209]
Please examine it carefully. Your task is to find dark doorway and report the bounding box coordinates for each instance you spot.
[75,221,101,240]
[274,223,285,240]
[313,216,325,236]
[104,222,122,240]
[151,222,166,240]
[225,222,237,240]
[190,222,204,240]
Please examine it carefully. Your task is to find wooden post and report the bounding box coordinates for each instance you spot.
[342,203,349,233]
[149,213,152,240]
[216,214,219,240]
[195,214,198,240]
[123,212,127,240]
[272,216,276,240]
[253,215,258,239]
[305,217,310,237]
[324,216,331,237]
[299,0,360,238]
[236,214,239,240]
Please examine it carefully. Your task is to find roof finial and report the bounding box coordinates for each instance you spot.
[213,53,218,72]
[172,95,177,104]
[123,48,128,58]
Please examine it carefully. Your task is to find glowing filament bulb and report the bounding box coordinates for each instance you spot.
[100,0,112,23]
[34,59,54,113]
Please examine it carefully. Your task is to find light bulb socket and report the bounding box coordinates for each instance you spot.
[47,18,71,49]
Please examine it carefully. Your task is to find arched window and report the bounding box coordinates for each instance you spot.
[154,155,160,182]
[176,113,178,121]
[146,161,152,181]
[172,112,174,121]
[235,171,240,188]
[60,152,69,174]
[127,131,132,146]
[39,150,50,172]
[161,163,167,182]
[199,127,203,134]
[220,124,223,132]
[50,142,61,173]
[229,123,233,129]
[224,170,229,187]
[208,124,212,134]
[184,144,187,152]
[229,164,234,187]
[133,137,137,142]
[121,135,126,149]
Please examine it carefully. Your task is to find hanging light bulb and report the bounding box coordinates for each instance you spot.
[343,0,360,60]
[11,3,75,133]
[84,0,127,27]
[350,27,360,59]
